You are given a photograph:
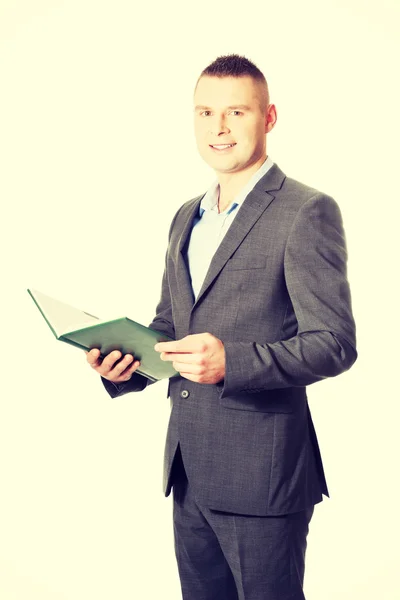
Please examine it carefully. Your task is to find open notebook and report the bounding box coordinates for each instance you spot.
[27,289,178,382]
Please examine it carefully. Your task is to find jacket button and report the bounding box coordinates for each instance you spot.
[180,390,190,399]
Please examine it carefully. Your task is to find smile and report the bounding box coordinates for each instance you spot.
[209,143,236,152]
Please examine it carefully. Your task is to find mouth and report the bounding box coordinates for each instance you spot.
[209,143,236,152]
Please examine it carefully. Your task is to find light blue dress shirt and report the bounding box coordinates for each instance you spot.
[187,156,274,299]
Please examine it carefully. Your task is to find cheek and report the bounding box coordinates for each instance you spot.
[194,119,209,134]
[195,129,209,148]
[242,131,263,153]
[194,135,206,154]
[235,124,253,143]
[196,139,209,157]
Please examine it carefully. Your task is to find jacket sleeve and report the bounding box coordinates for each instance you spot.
[220,193,357,397]
[101,209,180,399]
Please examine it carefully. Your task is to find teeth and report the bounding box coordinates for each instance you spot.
[212,144,234,149]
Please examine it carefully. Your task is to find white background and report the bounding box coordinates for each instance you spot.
[0,0,399,598]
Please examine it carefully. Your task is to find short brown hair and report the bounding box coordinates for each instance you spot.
[195,54,270,109]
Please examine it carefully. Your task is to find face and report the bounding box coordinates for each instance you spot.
[193,75,276,176]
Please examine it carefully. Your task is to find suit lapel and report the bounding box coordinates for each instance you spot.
[177,195,204,256]
[172,194,204,312]
[192,164,286,310]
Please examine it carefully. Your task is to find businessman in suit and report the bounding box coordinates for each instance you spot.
[86,54,357,599]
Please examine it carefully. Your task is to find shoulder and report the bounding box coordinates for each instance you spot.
[277,176,345,243]
[254,163,339,212]
[283,175,321,198]
[280,172,336,208]
[268,167,342,224]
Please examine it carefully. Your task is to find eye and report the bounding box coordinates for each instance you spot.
[200,110,212,117]
[230,110,243,116]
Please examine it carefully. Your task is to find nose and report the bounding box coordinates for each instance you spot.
[209,114,230,136]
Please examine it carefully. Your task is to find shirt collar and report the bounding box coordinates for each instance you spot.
[199,156,274,216]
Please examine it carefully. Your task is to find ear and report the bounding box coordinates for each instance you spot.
[265,104,277,134]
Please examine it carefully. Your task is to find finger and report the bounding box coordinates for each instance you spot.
[155,335,206,354]
[106,353,135,378]
[86,348,102,367]
[160,352,203,364]
[155,342,202,353]
[172,361,204,375]
[99,350,124,372]
[154,341,182,353]
[95,351,126,376]
[114,358,141,381]
[180,372,203,383]
[128,360,141,374]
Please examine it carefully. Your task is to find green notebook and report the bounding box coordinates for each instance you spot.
[27,289,178,382]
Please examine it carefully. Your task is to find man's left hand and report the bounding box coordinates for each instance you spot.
[154,333,225,384]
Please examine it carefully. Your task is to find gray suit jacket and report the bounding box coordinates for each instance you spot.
[102,163,357,516]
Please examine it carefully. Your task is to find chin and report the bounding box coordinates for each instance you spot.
[208,162,235,173]
[208,155,239,169]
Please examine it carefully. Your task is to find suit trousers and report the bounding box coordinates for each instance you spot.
[171,445,314,600]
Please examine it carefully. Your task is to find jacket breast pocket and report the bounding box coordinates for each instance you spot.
[224,256,267,271]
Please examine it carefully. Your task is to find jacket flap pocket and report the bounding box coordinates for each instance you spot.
[224,256,267,270]
[219,389,295,413]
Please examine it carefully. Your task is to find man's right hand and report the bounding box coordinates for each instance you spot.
[85,349,141,383]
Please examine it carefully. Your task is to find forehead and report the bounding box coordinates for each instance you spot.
[194,76,261,108]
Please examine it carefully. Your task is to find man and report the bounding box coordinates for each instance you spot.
[87,54,357,600]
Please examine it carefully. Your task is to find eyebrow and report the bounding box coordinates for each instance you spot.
[194,104,252,111]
